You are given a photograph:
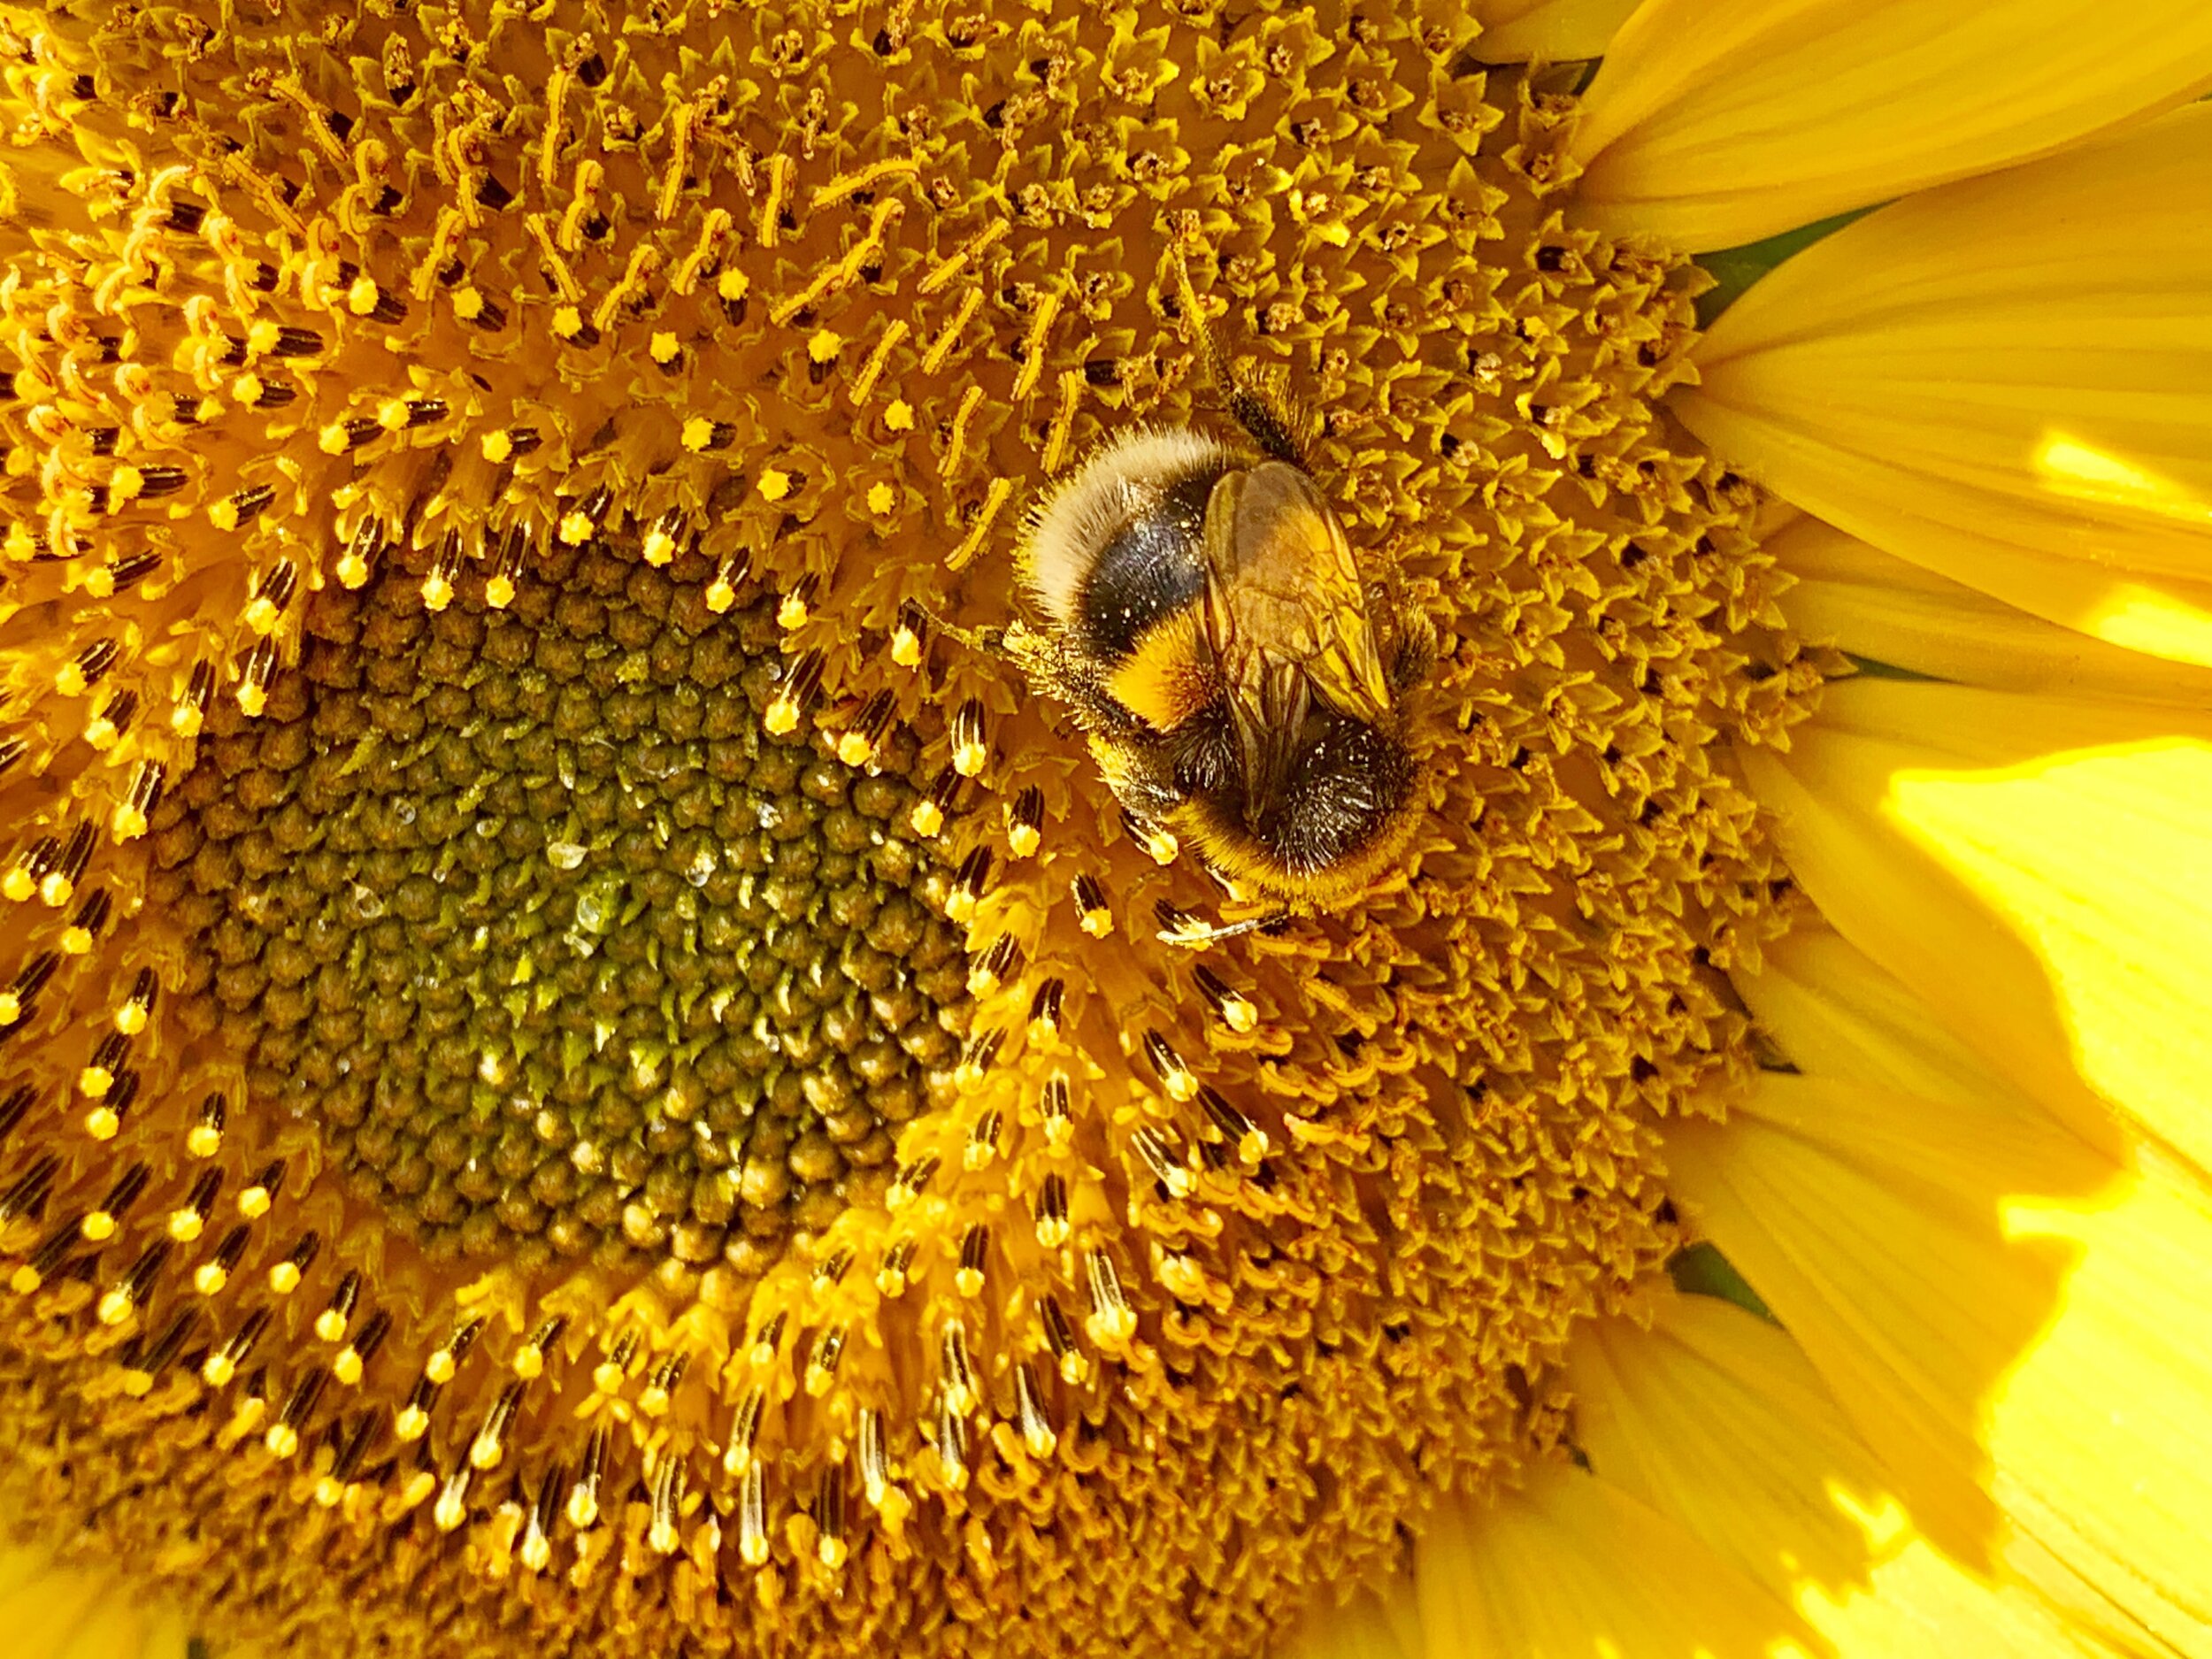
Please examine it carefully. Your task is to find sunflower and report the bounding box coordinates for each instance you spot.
[1,1,2208,1657]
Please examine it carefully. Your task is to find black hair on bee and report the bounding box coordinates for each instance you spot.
[1004,267,1433,916]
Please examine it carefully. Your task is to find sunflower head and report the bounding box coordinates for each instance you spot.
[0,3,1824,1655]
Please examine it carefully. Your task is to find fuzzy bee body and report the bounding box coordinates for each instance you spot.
[1008,419,1431,909]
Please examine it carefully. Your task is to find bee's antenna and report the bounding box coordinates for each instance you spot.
[1170,249,1310,468]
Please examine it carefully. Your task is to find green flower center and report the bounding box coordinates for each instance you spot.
[150,534,969,1274]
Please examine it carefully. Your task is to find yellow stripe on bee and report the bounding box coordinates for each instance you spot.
[1106,611,1216,733]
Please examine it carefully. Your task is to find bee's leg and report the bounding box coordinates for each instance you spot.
[1153,901,1290,950]
[910,598,1005,658]
[1170,250,1312,467]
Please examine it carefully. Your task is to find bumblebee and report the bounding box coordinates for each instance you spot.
[1005,305,1432,921]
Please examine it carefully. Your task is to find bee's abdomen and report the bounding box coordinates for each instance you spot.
[1072,467,1223,658]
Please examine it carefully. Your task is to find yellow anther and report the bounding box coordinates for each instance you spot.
[1012,288,1062,401]
[948,476,1014,571]
[920,288,982,375]
[919,220,1009,296]
[848,319,908,408]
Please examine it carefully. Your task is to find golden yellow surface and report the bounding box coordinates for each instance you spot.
[0,4,1819,1655]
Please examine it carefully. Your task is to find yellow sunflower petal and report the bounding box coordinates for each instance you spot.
[1736,925,2102,1130]
[1569,0,2212,251]
[1665,1022,2212,1653]
[1570,1294,2122,1659]
[0,1546,198,1659]
[1676,104,2212,664]
[1740,677,2212,1172]
[1414,1461,1807,1659]
[1771,515,2212,703]
[1667,1074,2069,1561]
[1473,0,1640,62]
[1279,1586,1422,1659]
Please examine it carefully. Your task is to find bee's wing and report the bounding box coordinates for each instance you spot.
[1202,461,1392,820]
